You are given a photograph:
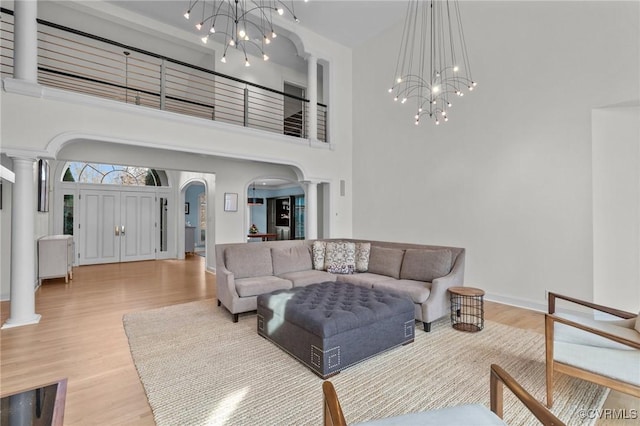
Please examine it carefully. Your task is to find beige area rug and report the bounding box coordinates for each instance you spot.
[123,299,608,426]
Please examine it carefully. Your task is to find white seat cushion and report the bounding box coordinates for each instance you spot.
[554,313,640,386]
[354,404,506,426]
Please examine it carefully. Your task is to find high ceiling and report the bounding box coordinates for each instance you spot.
[109,0,406,48]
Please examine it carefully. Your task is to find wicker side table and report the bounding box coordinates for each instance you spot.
[449,286,485,332]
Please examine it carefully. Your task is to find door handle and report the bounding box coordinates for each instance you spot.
[115,226,120,236]
[121,225,125,236]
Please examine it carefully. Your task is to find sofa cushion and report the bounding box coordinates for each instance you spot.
[337,273,397,289]
[367,246,405,279]
[373,279,431,304]
[235,276,292,297]
[272,245,313,275]
[324,241,356,270]
[312,241,326,270]
[278,270,337,287]
[225,246,273,279]
[355,242,371,272]
[400,249,452,282]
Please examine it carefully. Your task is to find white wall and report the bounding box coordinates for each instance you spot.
[352,1,640,309]
[592,105,640,313]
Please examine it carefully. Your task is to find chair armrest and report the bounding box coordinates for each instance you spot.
[545,313,640,350]
[548,292,636,319]
[490,364,565,426]
[323,381,347,426]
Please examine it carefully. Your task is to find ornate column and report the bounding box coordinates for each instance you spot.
[2,157,41,329]
[307,55,318,141]
[305,181,318,240]
[14,0,39,83]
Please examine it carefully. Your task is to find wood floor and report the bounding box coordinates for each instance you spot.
[0,257,636,425]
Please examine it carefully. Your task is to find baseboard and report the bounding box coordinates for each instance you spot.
[485,293,547,313]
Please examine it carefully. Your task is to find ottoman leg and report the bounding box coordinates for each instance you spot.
[423,321,431,332]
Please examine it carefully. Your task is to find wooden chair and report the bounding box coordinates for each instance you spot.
[323,364,565,426]
[545,292,640,408]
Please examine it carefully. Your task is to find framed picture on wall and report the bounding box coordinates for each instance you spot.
[224,193,238,212]
[185,202,190,214]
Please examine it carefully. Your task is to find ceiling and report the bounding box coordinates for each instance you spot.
[109,0,407,49]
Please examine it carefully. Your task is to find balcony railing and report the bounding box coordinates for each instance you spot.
[0,8,327,142]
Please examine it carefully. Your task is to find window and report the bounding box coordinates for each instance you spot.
[199,192,206,242]
[62,162,164,186]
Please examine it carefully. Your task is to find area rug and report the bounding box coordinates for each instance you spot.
[123,299,608,426]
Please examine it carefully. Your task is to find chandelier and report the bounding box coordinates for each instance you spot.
[183,0,303,67]
[389,0,477,125]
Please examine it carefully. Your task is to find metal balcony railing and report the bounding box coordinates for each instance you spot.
[0,8,327,142]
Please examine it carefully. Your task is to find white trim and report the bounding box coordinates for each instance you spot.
[0,165,15,183]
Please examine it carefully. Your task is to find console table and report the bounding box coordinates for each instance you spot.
[38,235,73,285]
[247,233,277,241]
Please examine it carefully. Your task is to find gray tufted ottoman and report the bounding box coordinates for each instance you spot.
[257,281,415,378]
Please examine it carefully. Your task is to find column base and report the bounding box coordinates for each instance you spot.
[1,313,42,329]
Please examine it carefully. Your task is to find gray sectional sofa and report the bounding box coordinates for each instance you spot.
[214,239,465,331]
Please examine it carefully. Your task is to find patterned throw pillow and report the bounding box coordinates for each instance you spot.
[327,263,354,275]
[312,241,326,270]
[355,242,371,272]
[324,241,356,271]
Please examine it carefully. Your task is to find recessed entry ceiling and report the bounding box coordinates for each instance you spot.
[108,1,406,49]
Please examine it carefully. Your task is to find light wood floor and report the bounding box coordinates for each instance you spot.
[0,257,636,425]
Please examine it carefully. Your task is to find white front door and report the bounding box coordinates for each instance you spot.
[79,189,156,265]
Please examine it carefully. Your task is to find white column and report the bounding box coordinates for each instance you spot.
[2,157,41,329]
[307,55,318,141]
[305,181,318,240]
[13,0,39,83]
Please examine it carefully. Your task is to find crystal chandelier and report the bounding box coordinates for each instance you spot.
[389,0,477,125]
[183,0,303,67]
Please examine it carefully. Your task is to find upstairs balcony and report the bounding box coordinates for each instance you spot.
[0,8,327,143]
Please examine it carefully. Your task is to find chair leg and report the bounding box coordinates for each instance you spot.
[545,314,554,408]
[233,313,239,323]
[217,299,221,307]
[423,321,431,332]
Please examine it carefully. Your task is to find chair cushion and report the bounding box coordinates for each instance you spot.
[354,404,506,426]
[271,245,312,275]
[400,249,452,282]
[554,313,640,350]
[235,276,292,297]
[367,246,405,279]
[225,246,272,279]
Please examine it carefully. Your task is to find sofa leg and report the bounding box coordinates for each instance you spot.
[233,313,239,323]
[217,299,221,307]
[423,322,431,332]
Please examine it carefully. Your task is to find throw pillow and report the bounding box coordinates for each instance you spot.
[312,241,326,270]
[355,242,371,272]
[324,241,356,271]
[327,263,354,275]
[367,246,405,279]
[400,249,452,282]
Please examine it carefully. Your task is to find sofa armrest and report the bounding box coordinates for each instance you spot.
[215,266,239,308]
[431,249,465,296]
